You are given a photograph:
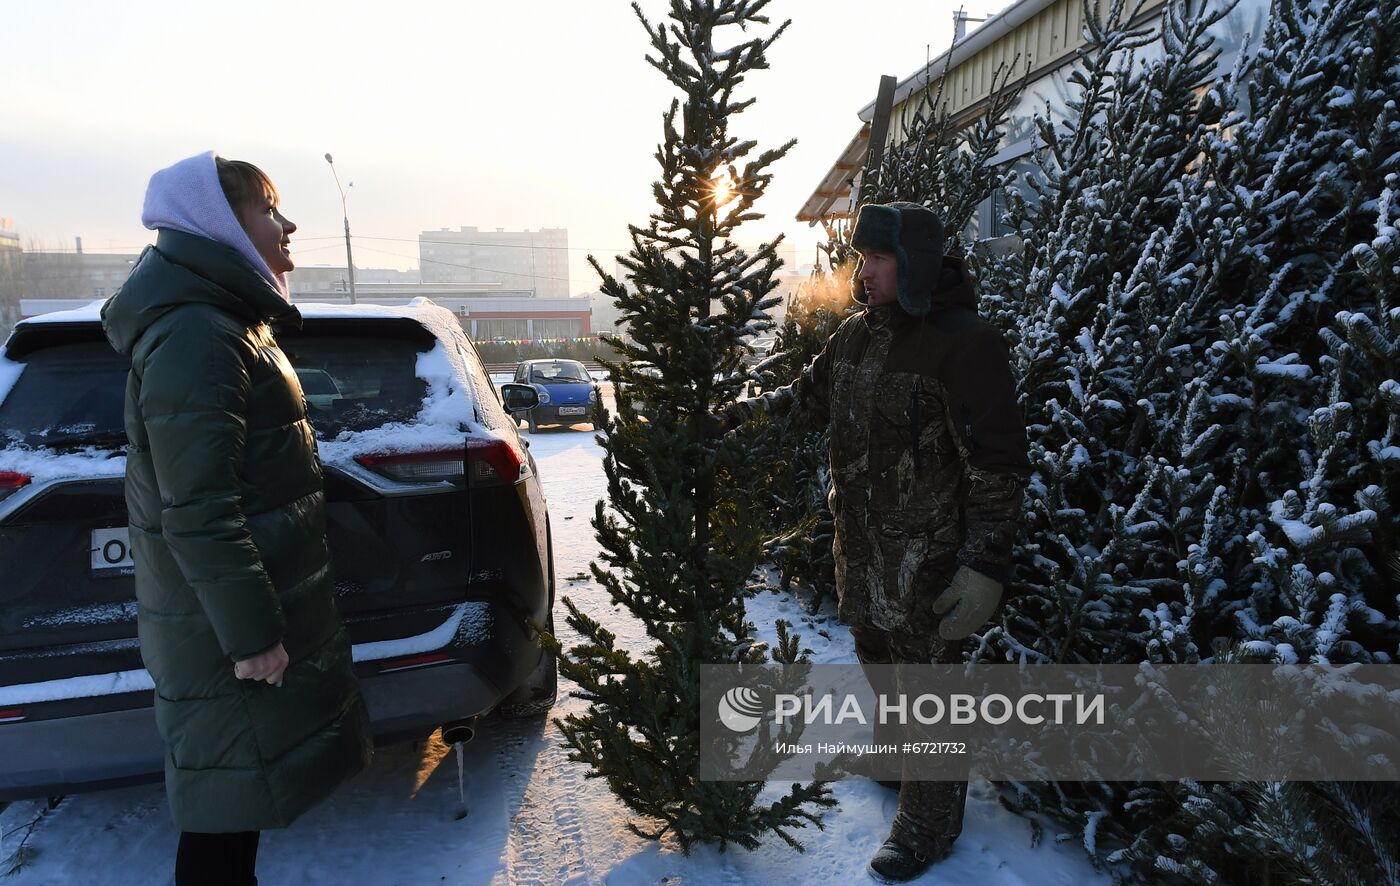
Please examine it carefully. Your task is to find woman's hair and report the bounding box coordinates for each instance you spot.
[215,157,278,213]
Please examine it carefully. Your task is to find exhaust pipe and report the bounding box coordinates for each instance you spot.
[441,717,477,746]
[442,716,479,822]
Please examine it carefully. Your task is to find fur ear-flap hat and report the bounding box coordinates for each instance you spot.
[850,201,945,317]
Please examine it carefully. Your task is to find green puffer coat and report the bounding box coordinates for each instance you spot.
[102,228,372,832]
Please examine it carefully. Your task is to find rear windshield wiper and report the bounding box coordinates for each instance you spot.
[25,430,129,450]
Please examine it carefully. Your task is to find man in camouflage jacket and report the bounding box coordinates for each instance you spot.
[720,202,1030,882]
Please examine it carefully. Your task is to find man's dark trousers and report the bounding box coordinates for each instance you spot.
[851,626,968,861]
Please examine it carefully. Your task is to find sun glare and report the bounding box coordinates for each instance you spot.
[712,169,736,207]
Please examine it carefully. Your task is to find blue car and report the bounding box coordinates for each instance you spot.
[509,359,601,432]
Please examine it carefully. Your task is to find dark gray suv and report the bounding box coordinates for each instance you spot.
[0,299,556,800]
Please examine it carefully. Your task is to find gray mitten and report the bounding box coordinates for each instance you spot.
[931,566,1003,640]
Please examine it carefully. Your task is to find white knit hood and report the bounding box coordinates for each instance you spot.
[140,151,288,298]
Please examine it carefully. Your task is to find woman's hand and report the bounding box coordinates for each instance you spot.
[234,642,289,686]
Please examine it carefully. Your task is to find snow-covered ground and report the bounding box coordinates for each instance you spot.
[0,388,1109,885]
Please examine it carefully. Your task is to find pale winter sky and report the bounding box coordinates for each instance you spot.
[1,1,997,295]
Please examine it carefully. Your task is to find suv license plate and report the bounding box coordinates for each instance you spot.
[92,527,135,573]
[558,406,587,416]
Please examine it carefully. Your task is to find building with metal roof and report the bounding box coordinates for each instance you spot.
[798,0,1267,238]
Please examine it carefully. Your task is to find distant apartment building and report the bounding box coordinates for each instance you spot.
[20,243,141,301]
[419,227,570,298]
[5,232,144,328]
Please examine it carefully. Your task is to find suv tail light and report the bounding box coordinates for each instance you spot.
[353,439,526,487]
[0,472,31,503]
[355,451,463,483]
[467,438,527,487]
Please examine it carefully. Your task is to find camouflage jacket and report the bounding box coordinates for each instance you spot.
[728,258,1030,631]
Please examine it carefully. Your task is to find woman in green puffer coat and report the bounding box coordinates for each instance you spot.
[101,152,372,886]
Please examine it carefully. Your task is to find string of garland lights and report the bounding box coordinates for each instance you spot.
[476,334,613,346]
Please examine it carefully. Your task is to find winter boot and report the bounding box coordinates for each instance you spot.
[868,836,946,883]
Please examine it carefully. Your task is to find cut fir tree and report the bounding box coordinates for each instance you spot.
[543,0,835,854]
[970,0,1400,881]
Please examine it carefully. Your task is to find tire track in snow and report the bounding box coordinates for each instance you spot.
[506,390,677,885]
[495,706,596,886]
[501,415,617,885]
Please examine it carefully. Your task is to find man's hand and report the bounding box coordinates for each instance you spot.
[702,411,726,436]
[691,405,739,436]
[234,642,289,686]
[931,566,1003,640]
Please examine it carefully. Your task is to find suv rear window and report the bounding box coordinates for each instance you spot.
[256,335,428,438]
[0,341,128,450]
[0,334,432,449]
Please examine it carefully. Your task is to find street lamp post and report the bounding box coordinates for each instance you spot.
[324,153,357,305]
